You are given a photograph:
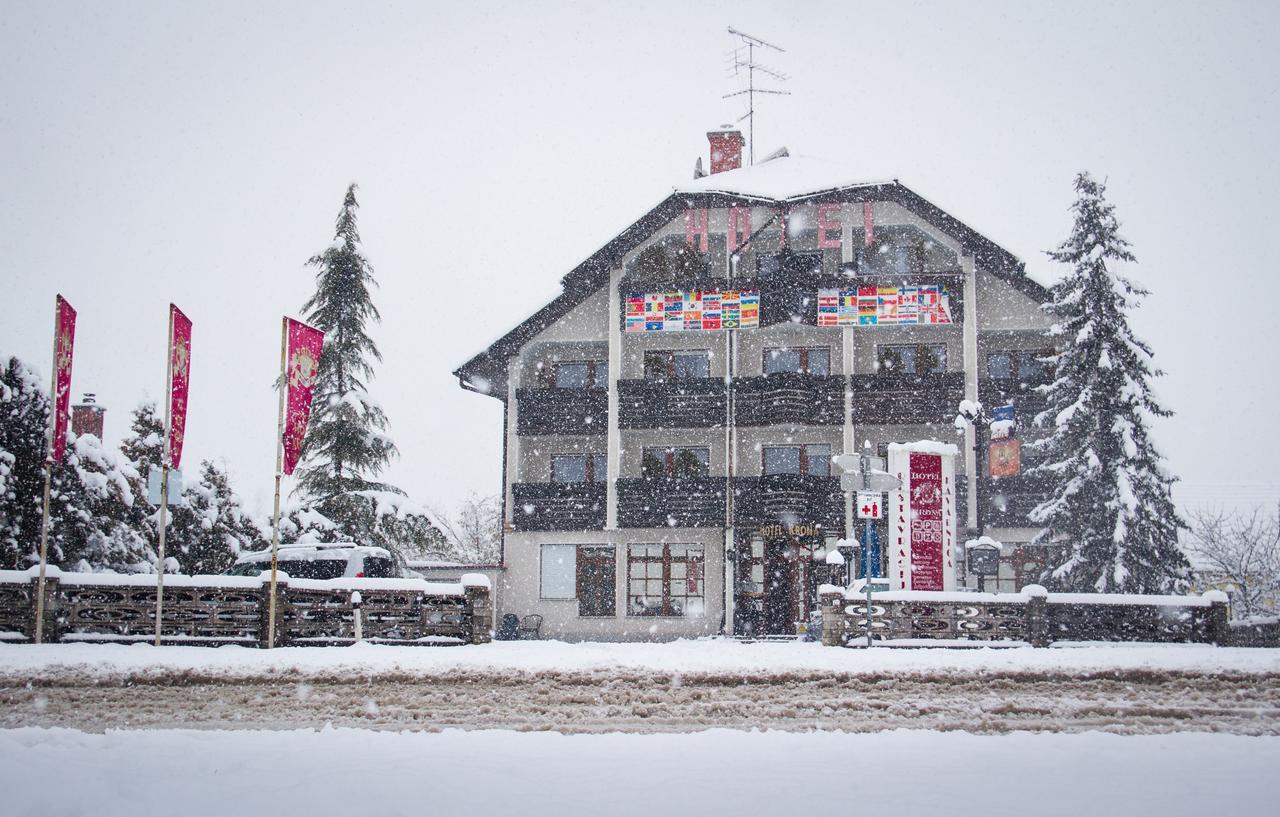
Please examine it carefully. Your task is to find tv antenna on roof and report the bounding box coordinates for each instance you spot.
[724,26,790,166]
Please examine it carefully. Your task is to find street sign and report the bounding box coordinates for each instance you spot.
[856,492,882,519]
[833,454,886,475]
[992,404,1016,423]
[989,438,1021,477]
[842,471,900,492]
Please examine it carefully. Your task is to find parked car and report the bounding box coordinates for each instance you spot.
[224,543,404,579]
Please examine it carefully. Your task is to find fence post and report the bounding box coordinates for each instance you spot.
[259,577,288,648]
[462,576,493,644]
[1023,584,1049,648]
[819,587,846,647]
[29,571,61,643]
[1201,590,1230,646]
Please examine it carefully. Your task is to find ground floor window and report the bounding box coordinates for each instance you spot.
[627,544,704,617]
[541,544,618,616]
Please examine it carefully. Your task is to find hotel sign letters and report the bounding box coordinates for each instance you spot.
[887,444,958,592]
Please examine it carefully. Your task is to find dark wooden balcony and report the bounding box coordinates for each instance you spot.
[734,374,845,427]
[618,378,726,430]
[616,476,727,528]
[981,473,1052,529]
[850,372,964,426]
[733,474,843,530]
[979,379,1051,426]
[516,387,608,436]
[511,482,606,531]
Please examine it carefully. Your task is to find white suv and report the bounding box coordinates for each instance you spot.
[224,543,402,580]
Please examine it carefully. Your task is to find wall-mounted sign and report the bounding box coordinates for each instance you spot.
[625,290,760,332]
[989,438,1021,477]
[856,492,883,519]
[887,442,958,592]
[816,285,952,326]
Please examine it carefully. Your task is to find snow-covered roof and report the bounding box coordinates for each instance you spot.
[676,154,891,201]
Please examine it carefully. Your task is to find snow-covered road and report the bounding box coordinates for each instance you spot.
[3,641,1278,735]
[2,727,1276,817]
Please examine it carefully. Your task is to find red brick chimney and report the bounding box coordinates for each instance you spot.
[71,393,105,439]
[707,126,745,175]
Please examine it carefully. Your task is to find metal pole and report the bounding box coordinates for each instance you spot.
[154,307,174,647]
[34,298,62,645]
[861,442,873,648]
[267,317,288,649]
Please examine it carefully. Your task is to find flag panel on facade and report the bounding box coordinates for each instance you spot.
[623,289,760,332]
[816,285,953,326]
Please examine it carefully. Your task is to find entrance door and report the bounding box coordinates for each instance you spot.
[763,540,795,635]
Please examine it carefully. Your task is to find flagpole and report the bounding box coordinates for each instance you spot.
[154,306,175,647]
[33,299,61,645]
[267,317,287,649]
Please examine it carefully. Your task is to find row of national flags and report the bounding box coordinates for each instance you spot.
[816,285,953,326]
[34,294,325,646]
[623,285,952,331]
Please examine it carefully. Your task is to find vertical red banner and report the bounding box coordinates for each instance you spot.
[863,201,875,247]
[908,452,944,591]
[168,305,192,469]
[50,295,77,461]
[281,318,325,476]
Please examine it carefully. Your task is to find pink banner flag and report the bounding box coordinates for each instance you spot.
[50,295,77,461]
[281,317,325,476]
[168,304,192,469]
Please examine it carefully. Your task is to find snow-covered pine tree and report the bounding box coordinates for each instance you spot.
[170,460,261,575]
[49,431,149,571]
[294,184,403,543]
[119,401,165,551]
[0,357,51,568]
[1028,172,1189,594]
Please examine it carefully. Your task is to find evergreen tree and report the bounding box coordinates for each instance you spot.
[1028,173,1189,594]
[0,357,50,569]
[170,460,261,574]
[294,183,402,544]
[49,431,149,571]
[118,401,165,552]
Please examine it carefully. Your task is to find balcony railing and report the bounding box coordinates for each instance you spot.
[734,374,845,427]
[732,474,843,530]
[616,476,727,529]
[850,372,964,426]
[979,379,1051,425]
[511,482,606,531]
[618,378,726,430]
[516,387,608,436]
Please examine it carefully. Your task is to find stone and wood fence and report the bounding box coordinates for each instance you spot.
[818,585,1260,647]
[0,567,493,647]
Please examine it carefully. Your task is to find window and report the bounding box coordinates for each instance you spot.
[627,544,705,617]
[540,544,576,599]
[762,444,831,476]
[641,447,710,479]
[877,344,947,375]
[577,546,616,617]
[551,453,607,483]
[553,360,607,389]
[853,225,959,275]
[987,350,1052,382]
[643,350,710,380]
[764,347,830,376]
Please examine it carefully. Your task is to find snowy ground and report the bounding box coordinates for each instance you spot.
[2,727,1276,817]
[3,641,1278,735]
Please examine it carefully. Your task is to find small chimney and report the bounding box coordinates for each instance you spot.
[707,125,745,175]
[71,393,106,439]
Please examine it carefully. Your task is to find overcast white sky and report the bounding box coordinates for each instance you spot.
[3,1,1278,517]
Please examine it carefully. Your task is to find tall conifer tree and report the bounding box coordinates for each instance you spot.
[295,184,402,538]
[1029,173,1188,594]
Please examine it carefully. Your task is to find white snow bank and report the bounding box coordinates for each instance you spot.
[887,439,960,457]
[0,639,1275,682]
[0,566,467,595]
[0,728,1274,817]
